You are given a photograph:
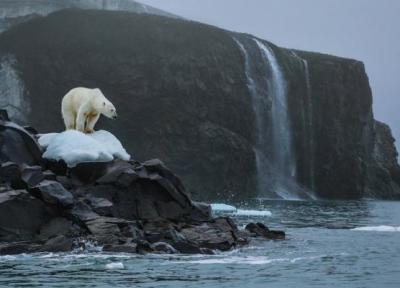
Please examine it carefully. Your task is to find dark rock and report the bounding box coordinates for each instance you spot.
[23,126,39,135]
[68,201,99,222]
[150,242,178,254]
[40,235,73,252]
[33,180,74,207]
[96,160,135,185]
[180,218,238,251]
[20,165,44,187]
[0,242,42,255]
[86,196,114,216]
[245,223,285,240]
[44,160,68,176]
[0,120,42,166]
[56,176,73,190]
[0,162,22,188]
[42,170,57,181]
[70,162,111,184]
[103,243,137,253]
[0,110,10,121]
[0,117,276,255]
[84,217,136,245]
[143,220,174,243]
[190,201,212,222]
[365,121,400,199]
[38,217,81,240]
[0,190,49,241]
[136,240,154,254]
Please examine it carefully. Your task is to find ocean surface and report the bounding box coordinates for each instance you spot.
[1,200,399,288]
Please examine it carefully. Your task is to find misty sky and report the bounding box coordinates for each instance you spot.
[140,0,400,150]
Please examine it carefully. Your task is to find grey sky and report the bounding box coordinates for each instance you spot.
[140,0,400,150]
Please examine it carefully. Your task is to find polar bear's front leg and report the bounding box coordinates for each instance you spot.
[63,111,76,130]
[76,107,88,133]
[84,113,100,134]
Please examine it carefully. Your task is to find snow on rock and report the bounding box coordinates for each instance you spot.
[38,130,131,167]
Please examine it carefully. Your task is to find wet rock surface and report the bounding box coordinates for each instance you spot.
[0,114,284,254]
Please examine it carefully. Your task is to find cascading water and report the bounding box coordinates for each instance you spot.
[254,39,296,181]
[234,36,302,199]
[291,51,315,191]
[233,38,268,197]
[302,58,315,190]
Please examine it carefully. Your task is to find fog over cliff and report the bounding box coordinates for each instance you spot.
[140,0,400,153]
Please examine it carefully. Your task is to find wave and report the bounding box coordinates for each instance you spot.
[211,203,272,217]
[105,262,125,269]
[170,255,326,265]
[351,225,400,232]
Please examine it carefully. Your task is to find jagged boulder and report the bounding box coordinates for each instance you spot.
[0,115,283,254]
[0,111,42,166]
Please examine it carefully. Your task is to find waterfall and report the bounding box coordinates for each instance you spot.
[302,59,315,190]
[291,51,315,191]
[233,38,268,196]
[254,39,297,197]
[234,37,301,199]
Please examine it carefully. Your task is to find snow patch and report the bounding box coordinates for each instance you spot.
[38,130,130,167]
[351,225,400,232]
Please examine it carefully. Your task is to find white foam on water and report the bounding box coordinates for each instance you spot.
[171,256,286,265]
[351,225,400,232]
[105,262,125,270]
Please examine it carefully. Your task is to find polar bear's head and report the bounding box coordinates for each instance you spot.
[94,89,117,119]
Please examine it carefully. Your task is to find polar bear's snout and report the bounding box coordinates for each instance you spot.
[110,108,117,119]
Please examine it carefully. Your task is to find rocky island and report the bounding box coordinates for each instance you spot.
[0,110,283,255]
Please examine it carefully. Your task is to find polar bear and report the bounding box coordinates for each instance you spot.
[61,87,117,133]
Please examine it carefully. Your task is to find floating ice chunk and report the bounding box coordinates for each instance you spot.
[38,130,130,167]
[210,203,272,217]
[351,225,400,232]
[210,203,237,213]
[105,262,124,269]
[235,209,272,217]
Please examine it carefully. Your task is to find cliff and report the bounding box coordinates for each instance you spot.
[0,9,398,200]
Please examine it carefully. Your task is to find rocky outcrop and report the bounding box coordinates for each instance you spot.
[0,9,398,200]
[0,111,283,255]
[365,121,400,199]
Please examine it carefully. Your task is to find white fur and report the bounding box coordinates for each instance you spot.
[61,87,117,133]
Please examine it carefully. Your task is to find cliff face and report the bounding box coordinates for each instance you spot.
[0,9,398,200]
[0,0,177,32]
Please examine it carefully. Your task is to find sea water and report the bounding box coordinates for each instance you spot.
[1,200,399,287]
